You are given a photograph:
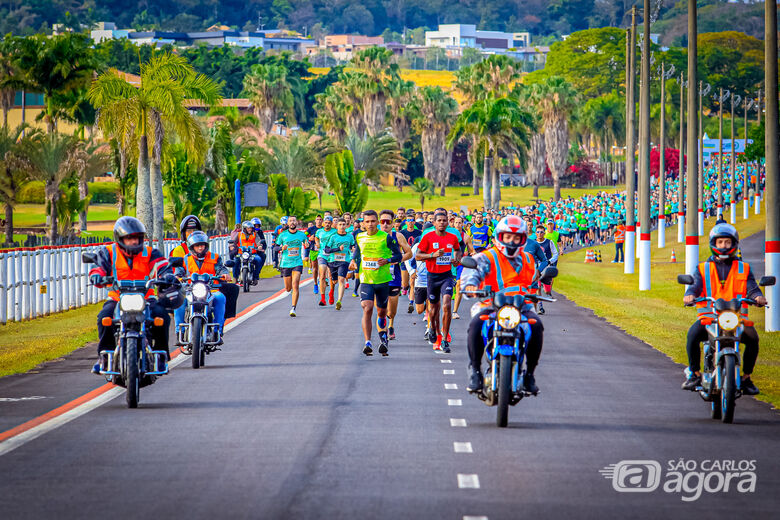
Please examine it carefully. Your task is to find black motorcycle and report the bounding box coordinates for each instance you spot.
[677,273,775,423]
[83,252,172,408]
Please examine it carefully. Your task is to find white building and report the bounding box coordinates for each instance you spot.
[425,24,533,51]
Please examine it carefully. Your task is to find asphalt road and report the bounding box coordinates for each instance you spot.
[2,275,780,519]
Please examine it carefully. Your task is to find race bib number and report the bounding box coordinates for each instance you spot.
[436,253,452,266]
[473,238,484,247]
[362,259,379,270]
[287,247,300,257]
[334,253,346,262]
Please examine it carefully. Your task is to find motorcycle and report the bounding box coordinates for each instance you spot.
[677,273,775,423]
[235,245,256,293]
[461,256,557,427]
[82,252,171,409]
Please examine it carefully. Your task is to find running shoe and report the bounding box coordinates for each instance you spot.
[289,307,296,317]
[345,282,350,289]
[335,300,342,310]
[432,334,443,352]
[379,333,389,356]
[352,291,359,297]
[446,333,451,343]
[363,341,373,356]
[388,327,396,340]
[538,303,545,315]
[318,296,326,306]
[452,312,460,320]
[407,301,414,314]
[440,340,451,353]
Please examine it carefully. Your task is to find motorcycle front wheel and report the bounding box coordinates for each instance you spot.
[497,354,512,427]
[721,355,737,423]
[125,337,140,408]
[191,316,203,369]
[242,268,250,292]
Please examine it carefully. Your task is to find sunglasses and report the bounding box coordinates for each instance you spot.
[379,219,392,224]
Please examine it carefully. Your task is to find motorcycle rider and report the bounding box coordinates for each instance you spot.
[174,231,230,345]
[88,217,180,373]
[250,217,268,269]
[461,216,545,395]
[235,220,263,285]
[170,215,239,319]
[681,223,766,395]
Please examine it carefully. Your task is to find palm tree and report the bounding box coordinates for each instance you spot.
[8,132,82,242]
[448,95,535,209]
[528,76,579,201]
[75,139,111,231]
[412,87,459,196]
[411,177,434,210]
[386,77,416,147]
[338,71,368,137]
[343,131,407,188]
[582,92,624,161]
[89,53,221,242]
[259,132,323,187]
[0,124,30,244]
[0,39,20,129]
[242,64,294,134]
[11,33,98,134]
[352,47,399,136]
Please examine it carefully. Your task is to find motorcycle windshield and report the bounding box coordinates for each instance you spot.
[714,298,741,312]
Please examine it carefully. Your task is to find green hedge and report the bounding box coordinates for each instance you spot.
[15,181,118,204]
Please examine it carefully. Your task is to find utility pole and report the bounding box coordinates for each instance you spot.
[658,62,667,249]
[625,7,638,275]
[685,0,699,276]
[764,0,779,331]
[678,73,686,244]
[729,94,737,224]
[717,88,724,215]
[756,88,762,214]
[743,97,752,220]
[698,82,705,236]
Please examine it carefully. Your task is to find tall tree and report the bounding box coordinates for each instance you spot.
[343,131,406,188]
[0,124,30,244]
[242,63,294,134]
[324,149,369,214]
[75,139,111,231]
[351,47,399,136]
[413,87,459,196]
[528,76,579,201]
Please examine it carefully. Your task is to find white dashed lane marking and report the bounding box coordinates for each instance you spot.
[457,474,481,489]
[445,383,458,390]
[443,369,455,375]
[440,359,452,363]
[453,442,473,453]
[464,516,488,520]
[450,418,467,427]
[447,399,462,406]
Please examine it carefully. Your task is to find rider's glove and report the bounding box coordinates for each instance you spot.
[90,274,103,286]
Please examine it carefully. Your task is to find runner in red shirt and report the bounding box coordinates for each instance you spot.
[416,211,461,353]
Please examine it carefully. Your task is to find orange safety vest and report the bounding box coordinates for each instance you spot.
[185,252,221,287]
[108,244,155,301]
[481,247,536,293]
[696,260,749,318]
[614,225,625,243]
[239,231,255,248]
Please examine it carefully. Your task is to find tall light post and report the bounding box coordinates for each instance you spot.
[743,97,754,220]
[729,93,740,224]
[638,0,652,290]
[764,0,779,331]
[625,7,638,275]
[685,0,699,276]
[697,82,711,237]
[755,89,762,214]
[678,73,686,243]
[658,63,675,248]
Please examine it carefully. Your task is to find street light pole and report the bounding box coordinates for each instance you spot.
[743,98,751,220]
[678,73,686,243]
[755,89,762,214]
[764,0,779,331]
[729,94,736,224]
[638,0,652,290]
[625,7,638,275]
[717,88,724,215]
[658,62,667,249]
[698,82,705,236]
[685,0,699,276]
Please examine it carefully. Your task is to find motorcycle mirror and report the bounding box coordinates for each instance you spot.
[460,256,477,269]
[677,274,694,285]
[168,257,184,268]
[225,260,235,268]
[81,252,97,264]
[759,275,776,287]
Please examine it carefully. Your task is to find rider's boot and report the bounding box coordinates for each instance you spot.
[681,373,701,391]
[522,372,539,394]
[467,367,483,393]
[741,376,760,395]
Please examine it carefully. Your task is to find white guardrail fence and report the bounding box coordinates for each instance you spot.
[0,232,274,325]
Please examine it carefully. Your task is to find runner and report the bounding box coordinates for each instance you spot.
[305,215,323,280]
[534,224,559,315]
[321,217,356,310]
[405,243,432,339]
[379,210,412,340]
[451,215,474,320]
[276,215,307,317]
[315,214,337,306]
[415,211,461,353]
[399,214,422,313]
[349,210,403,356]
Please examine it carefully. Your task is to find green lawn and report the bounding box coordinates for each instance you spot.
[554,211,780,408]
[1,203,119,228]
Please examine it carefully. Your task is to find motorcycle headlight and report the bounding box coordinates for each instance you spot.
[242,252,250,260]
[718,311,740,331]
[119,293,146,312]
[191,282,208,300]
[497,305,521,330]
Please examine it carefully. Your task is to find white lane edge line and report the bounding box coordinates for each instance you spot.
[457,474,480,489]
[463,516,488,520]
[447,399,462,406]
[450,418,467,427]
[453,442,473,453]
[440,359,452,363]
[0,280,311,458]
[444,383,458,390]
[443,369,455,375]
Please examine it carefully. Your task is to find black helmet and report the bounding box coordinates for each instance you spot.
[179,215,202,241]
[186,231,210,259]
[709,223,739,260]
[113,216,146,256]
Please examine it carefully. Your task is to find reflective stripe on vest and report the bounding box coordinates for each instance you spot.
[108,244,153,301]
[697,260,750,317]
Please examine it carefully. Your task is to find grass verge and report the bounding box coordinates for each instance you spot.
[555,211,780,409]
